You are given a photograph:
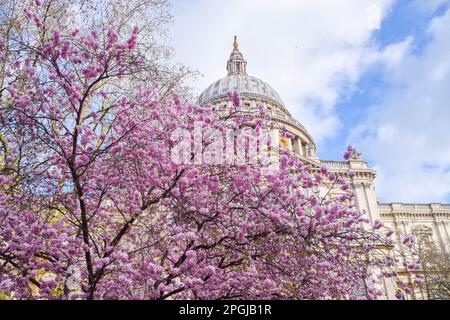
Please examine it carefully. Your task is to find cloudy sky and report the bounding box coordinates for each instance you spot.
[169,0,450,203]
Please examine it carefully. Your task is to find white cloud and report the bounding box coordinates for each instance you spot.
[171,1,450,203]
[350,8,450,202]
[412,0,449,13]
[171,0,395,143]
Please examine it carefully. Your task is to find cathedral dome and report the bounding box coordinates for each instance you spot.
[198,37,317,159]
[198,36,284,107]
[198,74,284,107]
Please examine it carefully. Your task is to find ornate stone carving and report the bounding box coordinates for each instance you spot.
[351,148,362,160]
[412,225,432,236]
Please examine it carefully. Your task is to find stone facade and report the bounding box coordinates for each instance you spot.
[198,39,450,300]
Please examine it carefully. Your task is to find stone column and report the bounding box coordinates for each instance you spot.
[292,137,301,155]
[431,204,447,253]
[350,156,380,224]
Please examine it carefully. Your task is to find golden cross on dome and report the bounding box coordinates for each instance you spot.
[233,36,238,49]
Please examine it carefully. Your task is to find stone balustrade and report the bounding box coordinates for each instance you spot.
[320,160,351,169]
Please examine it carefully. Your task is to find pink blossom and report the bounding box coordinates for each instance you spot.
[53,30,61,46]
[373,219,383,230]
[110,145,122,154]
[227,91,241,108]
[343,146,353,160]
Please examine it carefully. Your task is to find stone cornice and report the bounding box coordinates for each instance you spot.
[378,203,450,221]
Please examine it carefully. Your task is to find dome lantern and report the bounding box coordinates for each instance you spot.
[227,36,247,76]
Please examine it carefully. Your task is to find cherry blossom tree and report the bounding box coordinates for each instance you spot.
[0,0,193,99]
[1,1,410,300]
[395,232,450,300]
[418,246,450,300]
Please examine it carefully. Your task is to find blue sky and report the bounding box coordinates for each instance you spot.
[170,0,450,203]
[325,0,450,158]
